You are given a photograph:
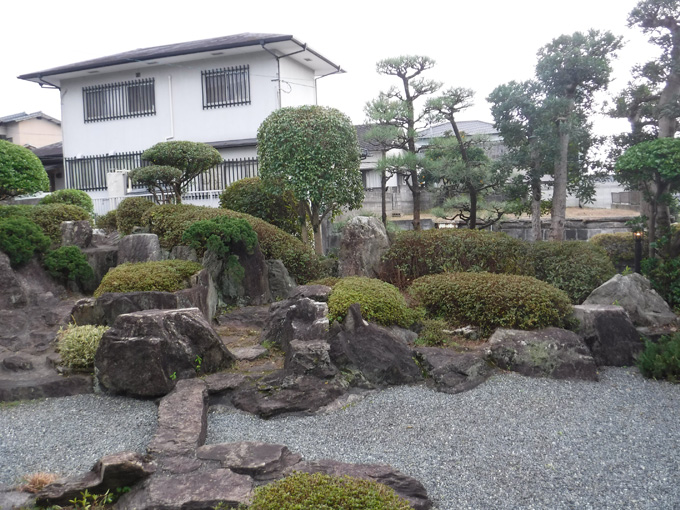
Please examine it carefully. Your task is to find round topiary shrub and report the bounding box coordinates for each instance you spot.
[528,241,616,304]
[181,216,257,259]
[637,332,680,382]
[94,259,203,297]
[247,472,412,510]
[95,209,119,233]
[589,232,636,272]
[116,196,155,235]
[0,217,51,267]
[328,276,417,328]
[29,203,90,243]
[409,272,573,335]
[0,139,49,200]
[43,246,94,287]
[38,189,94,216]
[218,177,300,237]
[381,228,533,288]
[0,204,33,220]
[142,203,323,283]
[56,323,110,370]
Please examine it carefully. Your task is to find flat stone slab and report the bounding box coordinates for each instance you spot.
[204,372,251,394]
[147,379,208,457]
[197,442,302,480]
[0,373,93,402]
[230,346,268,361]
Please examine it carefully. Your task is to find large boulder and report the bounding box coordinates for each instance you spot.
[70,269,217,326]
[328,304,423,387]
[571,305,644,367]
[117,233,161,264]
[202,242,271,307]
[0,252,27,308]
[414,347,495,394]
[338,216,390,278]
[81,245,118,294]
[95,308,234,398]
[486,327,598,381]
[61,220,92,249]
[583,273,677,327]
[266,259,297,300]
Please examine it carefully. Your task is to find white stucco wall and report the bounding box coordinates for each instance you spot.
[59,51,282,158]
[279,58,318,108]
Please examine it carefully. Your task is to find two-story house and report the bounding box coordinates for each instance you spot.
[19,33,343,210]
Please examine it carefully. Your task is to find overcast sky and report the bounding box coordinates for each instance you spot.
[1,0,660,136]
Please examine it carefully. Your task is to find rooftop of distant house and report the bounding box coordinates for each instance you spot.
[0,111,61,126]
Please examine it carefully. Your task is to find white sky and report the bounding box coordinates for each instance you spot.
[1,0,661,136]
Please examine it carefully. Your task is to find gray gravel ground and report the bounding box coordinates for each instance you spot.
[0,394,157,487]
[1,368,678,509]
[207,368,680,510]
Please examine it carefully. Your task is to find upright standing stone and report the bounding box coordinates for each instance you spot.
[338,216,390,278]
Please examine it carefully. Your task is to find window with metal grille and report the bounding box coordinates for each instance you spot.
[83,78,156,122]
[201,65,250,109]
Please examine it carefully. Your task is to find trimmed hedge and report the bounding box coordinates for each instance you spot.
[95,210,118,233]
[29,203,90,243]
[528,241,616,304]
[142,204,323,283]
[39,189,93,215]
[0,204,33,220]
[247,472,412,510]
[328,276,418,328]
[381,228,533,288]
[0,216,51,267]
[43,246,94,287]
[589,232,635,271]
[94,259,203,297]
[116,196,155,235]
[409,272,573,335]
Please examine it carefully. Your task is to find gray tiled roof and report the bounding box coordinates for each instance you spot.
[19,33,340,80]
[418,120,498,138]
[0,111,61,125]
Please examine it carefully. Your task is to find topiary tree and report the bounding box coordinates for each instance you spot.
[218,177,299,237]
[38,189,94,216]
[129,165,183,205]
[258,105,364,254]
[0,140,49,200]
[141,141,223,204]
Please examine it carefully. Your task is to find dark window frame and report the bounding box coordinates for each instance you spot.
[83,78,156,122]
[201,65,250,109]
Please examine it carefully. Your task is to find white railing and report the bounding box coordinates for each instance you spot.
[92,190,223,217]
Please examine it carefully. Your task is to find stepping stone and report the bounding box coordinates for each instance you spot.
[197,442,302,481]
[230,346,267,361]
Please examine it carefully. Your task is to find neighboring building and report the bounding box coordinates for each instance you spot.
[32,142,65,192]
[19,33,343,207]
[0,111,62,148]
[416,120,505,159]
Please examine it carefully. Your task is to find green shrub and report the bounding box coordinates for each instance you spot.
[247,472,411,510]
[0,217,51,266]
[415,318,455,347]
[409,272,573,335]
[637,332,680,382]
[95,210,119,233]
[29,203,90,243]
[142,203,323,283]
[642,256,680,311]
[381,228,533,288]
[309,276,340,287]
[116,196,155,235]
[94,259,203,297]
[56,324,109,370]
[43,246,94,287]
[0,204,33,220]
[589,232,636,271]
[328,276,417,328]
[219,177,300,237]
[181,216,257,259]
[39,189,94,215]
[528,241,616,304]
[0,139,49,200]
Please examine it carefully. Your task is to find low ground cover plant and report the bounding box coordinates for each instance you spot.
[56,324,110,370]
[94,260,203,297]
[0,216,51,266]
[142,203,323,283]
[38,189,94,216]
[244,472,412,510]
[409,272,573,335]
[29,203,90,243]
[527,241,616,304]
[116,196,155,235]
[381,228,533,288]
[327,276,419,328]
[637,332,680,382]
[43,246,94,288]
